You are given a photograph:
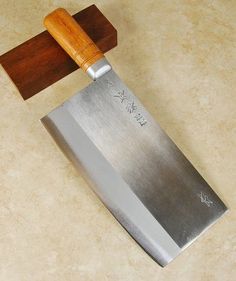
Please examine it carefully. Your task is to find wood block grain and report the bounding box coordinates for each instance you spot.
[0,5,117,100]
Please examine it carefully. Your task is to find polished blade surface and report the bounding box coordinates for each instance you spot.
[41,69,227,266]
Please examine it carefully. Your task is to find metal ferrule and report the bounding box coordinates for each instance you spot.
[86,57,112,80]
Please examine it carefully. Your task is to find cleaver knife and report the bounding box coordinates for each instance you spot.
[41,8,227,266]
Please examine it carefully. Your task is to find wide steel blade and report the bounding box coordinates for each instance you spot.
[41,69,227,266]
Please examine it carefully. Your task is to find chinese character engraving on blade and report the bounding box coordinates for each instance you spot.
[134,113,147,126]
[126,101,137,114]
[113,90,127,103]
[198,192,213,207]
[105,79,114,88]
[113,89,148,127]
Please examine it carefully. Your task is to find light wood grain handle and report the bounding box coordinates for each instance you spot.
[44,8,104,72]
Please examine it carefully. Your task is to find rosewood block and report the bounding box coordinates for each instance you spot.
[0,5,117,99]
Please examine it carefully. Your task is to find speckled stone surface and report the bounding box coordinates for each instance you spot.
[0,1,235,280]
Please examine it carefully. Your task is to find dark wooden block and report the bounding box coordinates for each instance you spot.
[0,5,117,100]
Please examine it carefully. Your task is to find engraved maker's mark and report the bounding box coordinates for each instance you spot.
[113,90,127,103]
[107,81,147,127]
[198,192,213,207]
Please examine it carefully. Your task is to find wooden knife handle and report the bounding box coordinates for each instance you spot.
[44,8,104,72]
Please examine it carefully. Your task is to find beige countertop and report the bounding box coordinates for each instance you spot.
[0,0,235,280]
